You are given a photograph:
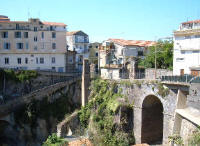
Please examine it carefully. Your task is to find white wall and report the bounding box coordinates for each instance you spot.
[0,53,66,72]
[173,34,200,75]
[101,68,120,80]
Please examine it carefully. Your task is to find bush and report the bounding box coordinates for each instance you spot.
[43,133,68,146]
[168,134,183,145]
[79,78,135,146]
[189,128,200,146]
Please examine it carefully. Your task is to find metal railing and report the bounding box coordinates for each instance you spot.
[161,75,200,83]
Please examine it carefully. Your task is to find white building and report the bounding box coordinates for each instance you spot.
[173,20,200,76]
[100,38,155,79]
[0,16,69,72]
[66,30,89,71]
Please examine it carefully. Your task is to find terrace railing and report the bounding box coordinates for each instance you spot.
[161,75,200,83]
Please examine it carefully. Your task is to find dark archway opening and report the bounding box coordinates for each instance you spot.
[141,95,163,145]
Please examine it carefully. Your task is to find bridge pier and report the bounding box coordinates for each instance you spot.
[81,59,90,107]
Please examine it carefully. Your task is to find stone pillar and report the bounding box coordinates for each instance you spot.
[90,63,95,78]
[129,57,137,80]
[82,59,90,107]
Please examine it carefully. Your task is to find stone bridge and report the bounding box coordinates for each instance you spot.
[0,76,81,118]
[115,80,198,146]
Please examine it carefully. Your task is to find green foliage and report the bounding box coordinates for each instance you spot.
[157,83,169,98]
[79,78,135,146]
[43,133,68,146]
[138,40,173,70]
[14,92,78,128]
[1,69,38,83]
[189,128,200,146]
[168,134,184,145]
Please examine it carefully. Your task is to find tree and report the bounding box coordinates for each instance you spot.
[139,40,173,70]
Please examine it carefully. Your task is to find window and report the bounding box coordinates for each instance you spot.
[34,46,37,50]
[34,27,37,32]
[34,36,37,42]
[15,32,21,38]
[2,32,8,38]
[50,26,53,31]
[176,58,184,61]
[17,58,21,64]
[52,43,56,49]
[52,32,56,38]
[16,24,19,30]
[52,57,56,63]
[40,57,44,64]
[195,35,200,38]
[36,57,38,64]
[52,67,56,70]
[181,51,185,54]
[25,58,28,64]
[95,52,98,57]
[5,58,9,64]
[16,43,23,49]
[96,46,98,48]
[41,32,44,39]
[24,32,28,38]
[138,51,143,56]
[193,51,199,53]
[185,36,191,39]
[26,42,29,49]
[4,42,10,49]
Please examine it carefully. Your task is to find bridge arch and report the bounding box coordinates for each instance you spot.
[141,95,163,145]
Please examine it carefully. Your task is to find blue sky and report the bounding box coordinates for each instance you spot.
[1,0,200,42]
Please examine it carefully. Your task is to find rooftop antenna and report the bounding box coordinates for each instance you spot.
[28,8,30,19]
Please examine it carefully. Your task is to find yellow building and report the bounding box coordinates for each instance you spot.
[0,15,70,72]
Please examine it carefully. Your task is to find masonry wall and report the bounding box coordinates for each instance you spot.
[145,68,173,79]
[118,81,177,145]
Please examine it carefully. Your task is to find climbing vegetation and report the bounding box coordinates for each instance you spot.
[168,134,184,145]
[43,133,68,146]
[188,127,200,146]
[79,78,135,146]
[157,83,169,98]
[0,69,38,83]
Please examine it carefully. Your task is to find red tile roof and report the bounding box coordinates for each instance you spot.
[182,19,200,25]
[66,30,81,35]
[42,21,66,26]
[0,19,66,26]
[108,38,155,47]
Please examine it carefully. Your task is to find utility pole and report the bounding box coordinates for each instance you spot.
[155,37,157,79]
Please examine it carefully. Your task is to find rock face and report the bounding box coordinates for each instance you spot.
[0,77,81,146]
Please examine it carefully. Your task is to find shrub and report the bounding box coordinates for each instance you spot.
[188,128,200,146]
[43,133,68,146]
[168,134,184,145]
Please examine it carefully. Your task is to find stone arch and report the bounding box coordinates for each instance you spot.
[141,95,163,145]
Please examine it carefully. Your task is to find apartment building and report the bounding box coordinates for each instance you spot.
[66,30,89,71]
[173,20,200,76]
[0,15,68,72]
[100,38,155,79]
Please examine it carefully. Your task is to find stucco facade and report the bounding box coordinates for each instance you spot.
[66,31,89,71]
[173,20,200,75]
[0,16,68,72]
[100,39,155,79]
